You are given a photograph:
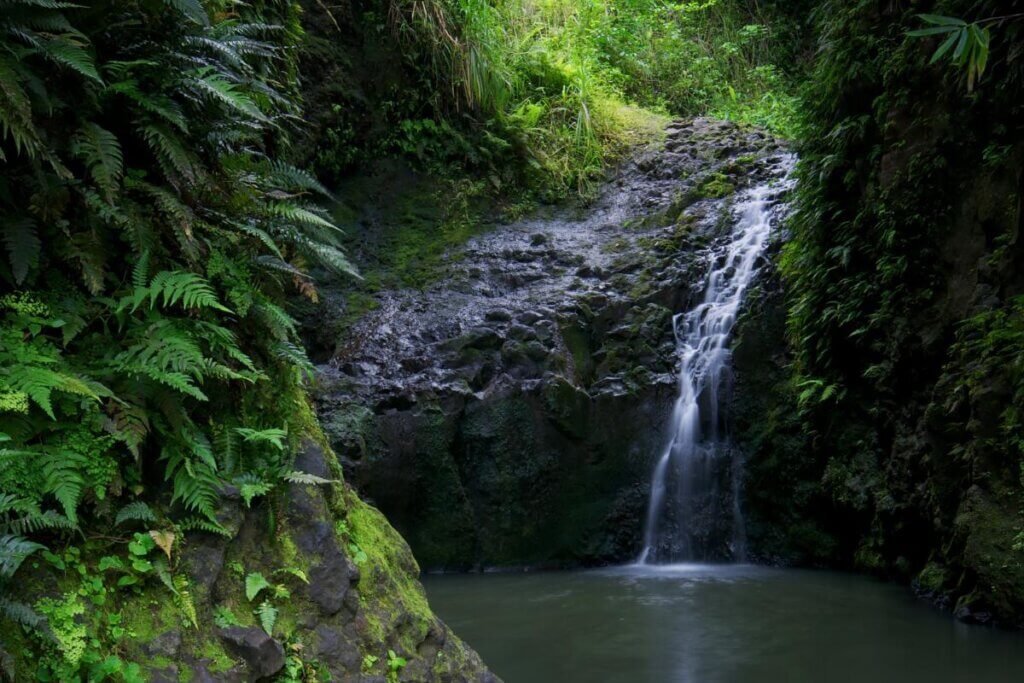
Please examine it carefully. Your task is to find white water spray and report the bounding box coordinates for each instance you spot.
[638,177,787,564]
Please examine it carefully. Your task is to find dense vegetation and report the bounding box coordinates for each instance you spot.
[0,0,357,677]
[300,0,806,198]
[757,0,1024,623]
[2,0,1022,678]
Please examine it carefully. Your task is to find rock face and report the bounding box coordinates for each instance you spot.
[314,119,792,569]
[2,441,498,682]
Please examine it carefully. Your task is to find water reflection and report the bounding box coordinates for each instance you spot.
[423,566,1024,683]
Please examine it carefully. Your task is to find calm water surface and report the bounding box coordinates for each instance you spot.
[422,564,1024,683]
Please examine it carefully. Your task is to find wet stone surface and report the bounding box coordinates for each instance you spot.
[314,118,794,570]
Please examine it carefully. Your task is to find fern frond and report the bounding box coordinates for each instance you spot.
[234,427,286,451]
[5,366,102,418]
[267,161,334,199]
[114,501,156,526]
[188,67,265,121]
[267,202,340,234]
[108,400,151,457]
[0,597,45,629]
[255,254,306,278]
[119,270,230,313]
[4,510,76,535]
[256,600,277,635]
[271,340,314,377]
[252,300,296,339]
[299,239,360,279]
[165,451,220,520]
[138,122,196,182]
[131,248,150,287]
[70,123,123,201]
[176,515,231,537]
[244,571,270,601]
[0,55,41,158]
[1,215,40,284]
[232,473,272,507]
[106,79,187,131]
[0,534,45,579]
[162,0,209,26]
[37,35,101,82]
[283,471,336,486]
[41,450,86,523]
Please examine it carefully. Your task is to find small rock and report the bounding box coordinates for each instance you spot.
[484,309,512,322]
[516,310,542,325]
[311,624,362,673]
[530,232,549,246]
[218,626,285,680]
[150,667,178,683]
[142,629,181,659]
[307,547,355,615]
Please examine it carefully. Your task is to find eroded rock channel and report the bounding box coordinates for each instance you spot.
[313,119,792,570]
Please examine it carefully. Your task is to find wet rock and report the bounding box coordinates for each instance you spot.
[484,309,512,322]
[142,630,181,659]
[313,117,791,569]
[311,624,362,673]
[150,667,178,683]
[218,627,286,680]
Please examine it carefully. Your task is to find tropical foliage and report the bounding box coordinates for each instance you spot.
[0,0,355,673]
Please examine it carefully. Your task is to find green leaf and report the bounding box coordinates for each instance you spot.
[245,571,271,602]
[70,123,123,200]
[907,26,960,37]
[162,0,209,25]
[98,556,125,571]
[1,216,40,284]
[917,14,966,27]
[929,30,960,64]
[256,600,277,634]
[39,36,102,83]
[952,27,970,62]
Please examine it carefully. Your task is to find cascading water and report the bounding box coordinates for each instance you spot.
[638,171,790,565]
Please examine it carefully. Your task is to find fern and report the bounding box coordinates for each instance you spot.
[176,516,231,537]
[271,340,315,378]
[189,67,265,121]
[267,201,341,234]
[37,35,101,82]
[164,448,220,521]
[70,123,123,200]
[172,573,198,627]
[4,366,102,418]
[120,270,230,313]
[233,473,273,507]
[114,501,157,526]
[283,471,336,486]
[267,160,335,200]
[234,427,287,451]
[41,449,86,523]
[162,0,208,26]
[1,216,40,284]
[255,600,277,635]
[138,122,197,182]
[0,534,44,580]
[245,571,270,602]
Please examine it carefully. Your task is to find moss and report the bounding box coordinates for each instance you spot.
[197,637,237,673]
[344,491,432,652]
[121,590,182,644]
[916,562,949,594]
[694,172,735,199]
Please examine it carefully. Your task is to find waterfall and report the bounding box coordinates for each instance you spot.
[638,177,787,565]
